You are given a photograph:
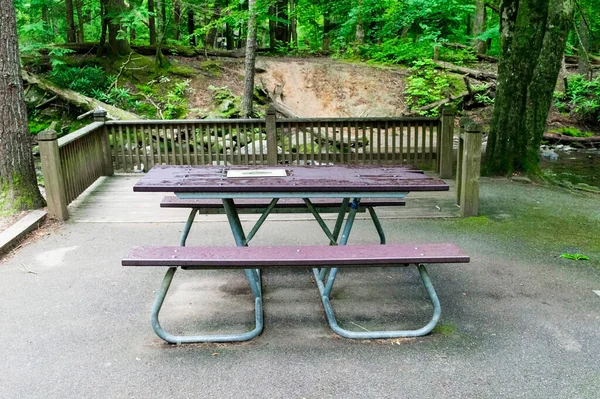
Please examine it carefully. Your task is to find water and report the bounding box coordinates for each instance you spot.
[540,149,600,188]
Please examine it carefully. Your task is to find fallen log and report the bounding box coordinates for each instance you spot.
[433,60,497,81]
[22,70,141,120]
[42,43,270,58]
[564,54,600,65]
[440,43,498,63]
[543,132,600,146]
[405,82,494,115]
[258,79,299,118]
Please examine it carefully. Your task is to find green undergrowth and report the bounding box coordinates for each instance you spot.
[405,60,465,116]
[548,127,594,138]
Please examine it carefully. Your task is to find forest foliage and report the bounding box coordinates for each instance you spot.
[13,0,600,122]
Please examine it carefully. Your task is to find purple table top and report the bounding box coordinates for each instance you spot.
[133,165,449,194]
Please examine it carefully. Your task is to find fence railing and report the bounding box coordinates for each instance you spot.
[38,110,113,221]
[39,106,481,221]
[104,107,448,172]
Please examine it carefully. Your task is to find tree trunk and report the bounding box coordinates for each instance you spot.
[577,14,591,80]
[155,0,170,68]
[174,0,181,41]
[269,0,289,49]
[148,0,157,45]
[224,0,233,50]
[484,0,575,176]
[323,11,333,52]
[65,0,77,43]
[100,0,131,57]
[187,9,196,46]
[241,0,258,118]
[21,70,141,120]
[75,0,85,42]
[0,0,46,212]
[472,0,487,54]
[99,1,108,48]
[355,0,364,48]
[289,0,297,48]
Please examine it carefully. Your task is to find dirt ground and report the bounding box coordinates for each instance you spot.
[183,56,409,118]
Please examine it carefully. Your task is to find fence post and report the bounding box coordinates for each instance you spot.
[460,123,482,217]
[38,129,69,221]
[438,106,454,179]
[93,108,113,176]
[456,118,469,205]
[265,106,278,166]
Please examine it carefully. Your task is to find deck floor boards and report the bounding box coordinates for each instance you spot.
[68,173,460,223]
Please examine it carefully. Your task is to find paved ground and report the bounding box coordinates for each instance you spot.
[0,176,599,398]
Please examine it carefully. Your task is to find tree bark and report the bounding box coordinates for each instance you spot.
[174,0,182,41]
[75,0,85,42]
[0,0,46,212]
[289,0,297,48]
[484,0,575,176]
[577,14,591,80]
[148,0,157,45]
[323,11,333,52]
[269,0,289,50]
[22,70,141,120]
[187,9,196,46]
[99,0,132,57]
[472,0,487,54]
[241,0,258,117]
[65,0,77,43]
[99,1,108,48]
[433,60,497,81]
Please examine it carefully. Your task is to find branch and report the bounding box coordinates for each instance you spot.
[433,60,497,81]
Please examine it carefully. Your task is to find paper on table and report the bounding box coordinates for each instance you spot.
[227,169,288,178]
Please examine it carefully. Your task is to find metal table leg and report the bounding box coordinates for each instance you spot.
[312,198,441,338]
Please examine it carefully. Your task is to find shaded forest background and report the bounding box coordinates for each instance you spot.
[15,0,600,122]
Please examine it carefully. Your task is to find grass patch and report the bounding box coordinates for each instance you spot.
[549,127,594,138]
[432,323,457,336]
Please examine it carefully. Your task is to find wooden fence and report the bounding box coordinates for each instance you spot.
[103,107,455,173]
[39,107,481,221]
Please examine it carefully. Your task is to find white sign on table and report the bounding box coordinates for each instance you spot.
[227,169,288,178]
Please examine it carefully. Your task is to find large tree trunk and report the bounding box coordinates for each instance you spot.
[65,0,77,43]
[99,0,131,57]
[241,0,258,117]
[187,9,196,46]
[148,0,157,45]
[0,0,46,212]
[484,0,575,176]
[472,0,487,54]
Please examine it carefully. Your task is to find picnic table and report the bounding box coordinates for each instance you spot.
[124,165,469,343]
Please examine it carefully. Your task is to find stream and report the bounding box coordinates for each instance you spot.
[539,147,600,189]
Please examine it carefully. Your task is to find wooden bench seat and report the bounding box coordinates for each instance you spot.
[123,243,468,268]
[123,243,470,343]
[160,196,406,211]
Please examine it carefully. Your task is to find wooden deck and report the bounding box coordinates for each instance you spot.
[68,173,460,223]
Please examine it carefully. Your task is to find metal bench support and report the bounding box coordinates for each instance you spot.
[313,264,441,339]
[150,266,263,344]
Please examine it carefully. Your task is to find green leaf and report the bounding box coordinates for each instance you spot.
[560,253,589,260]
